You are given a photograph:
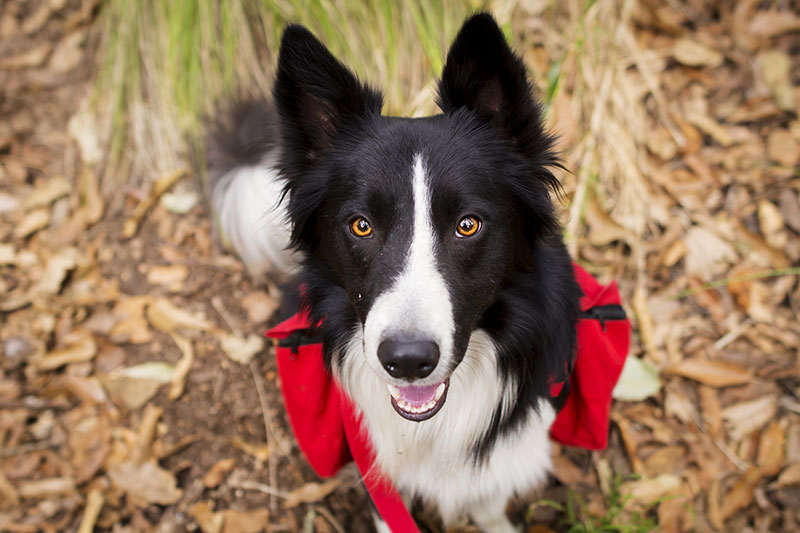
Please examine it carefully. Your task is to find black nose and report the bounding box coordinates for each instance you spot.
[377,338,440,379]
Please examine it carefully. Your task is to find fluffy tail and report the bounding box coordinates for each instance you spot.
[204,100,299,281]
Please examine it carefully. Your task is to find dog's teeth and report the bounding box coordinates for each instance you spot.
[434,383,446,401]
[387,384,401,400]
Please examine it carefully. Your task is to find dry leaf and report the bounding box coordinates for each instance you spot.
[0,42,52,69]
[34,247,78,294]
[779,189,800,233]
[699,385,722,438]
[241,291,278,324]
[231,437,269,462]
[222,508,270,533]
[683,227,737,281]
[14,208,50,238]
[613,356,662,401]
[757,198,787,248]
[772,463,800,488]
[122,167,187,239]
[757,50,795,112]
[220,333,264,365]
[104,363,173,410]
[585,196,629,246]
[37,336,97,370]
[720,466,761,520]
[76,489,104,533]
[160,191,199,214]
[110,296,153,344]
[766,129,800,167]
[108,460,182,505]
[203,458,236,488]
[749,10,800,37]
[672,38,723,67]
[0,243,16,264]
[189,501,224,533]
[17,477,76,498]
[0,191,21,214]
[758,421,785,477]
[23,177,71,210]
[668,358,752,387]
[68,97,102,166]
[283,479,341,508]
[146,298,213,333]
[48,30,84,72]
[147,264,188,290]
[723,395,778,441]
[168,333,194,401]
[68,412,111,483]
[621,474,682,506]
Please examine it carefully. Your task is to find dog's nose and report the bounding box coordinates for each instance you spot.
[377,338,439,380]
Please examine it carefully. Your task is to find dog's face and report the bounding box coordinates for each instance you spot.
[275,14,561,422]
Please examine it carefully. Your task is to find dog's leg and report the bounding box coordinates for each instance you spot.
[469,495,517,533]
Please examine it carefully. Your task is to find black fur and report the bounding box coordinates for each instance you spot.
[267,13,581,459]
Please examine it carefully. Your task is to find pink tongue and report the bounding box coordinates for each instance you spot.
[398,384,439,405]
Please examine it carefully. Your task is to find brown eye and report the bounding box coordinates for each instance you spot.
[351,217,373,237]
[456,216,480,237]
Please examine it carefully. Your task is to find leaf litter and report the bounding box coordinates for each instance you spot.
[0,1,799,532]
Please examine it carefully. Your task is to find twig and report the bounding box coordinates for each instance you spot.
[249,359,279,515]
[77,489,104,533]
[228,478,288,499]
[712,319,752,351]
[672,267,800,300]
[313,505,347,533]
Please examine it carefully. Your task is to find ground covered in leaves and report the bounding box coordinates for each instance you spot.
[1,1,799,532]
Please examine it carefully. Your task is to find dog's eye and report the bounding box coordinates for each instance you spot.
[456,216,481,237]
[351,217,373,238]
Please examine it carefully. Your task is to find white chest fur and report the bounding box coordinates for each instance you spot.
[335,329,556,526]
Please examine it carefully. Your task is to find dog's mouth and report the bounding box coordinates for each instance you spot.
[386,379,449,422]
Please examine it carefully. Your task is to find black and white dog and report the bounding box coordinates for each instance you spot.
[207,13,580,532]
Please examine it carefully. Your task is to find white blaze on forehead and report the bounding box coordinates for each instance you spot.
[362,153,455,383]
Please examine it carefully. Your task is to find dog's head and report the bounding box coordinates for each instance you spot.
[275,14,564,422]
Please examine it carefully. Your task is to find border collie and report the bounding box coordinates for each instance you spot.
[207,13,580,532]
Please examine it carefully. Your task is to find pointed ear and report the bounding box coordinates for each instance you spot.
[274,25,383,173]
[437,14,550,158]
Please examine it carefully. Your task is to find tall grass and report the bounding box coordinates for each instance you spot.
[92,0,513,190]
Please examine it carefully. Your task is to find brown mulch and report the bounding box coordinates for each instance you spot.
[1,1,799,532]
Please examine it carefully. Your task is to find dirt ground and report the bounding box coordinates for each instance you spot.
[1,1,800,532]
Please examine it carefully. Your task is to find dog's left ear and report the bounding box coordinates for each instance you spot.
[437,14,550,159]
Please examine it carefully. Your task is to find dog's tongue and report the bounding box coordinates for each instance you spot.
[398,384,438,405]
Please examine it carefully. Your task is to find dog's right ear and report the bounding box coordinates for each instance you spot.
[274,25,383,175]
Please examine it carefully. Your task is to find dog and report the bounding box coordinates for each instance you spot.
[206,13,582,532]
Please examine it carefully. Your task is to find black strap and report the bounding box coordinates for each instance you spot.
[578,304,626,331]
[277,329,323,355]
